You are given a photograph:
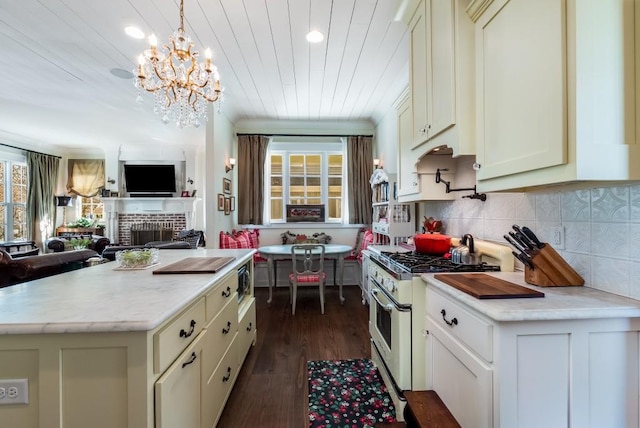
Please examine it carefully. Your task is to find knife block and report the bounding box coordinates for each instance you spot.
[524,244,584,287]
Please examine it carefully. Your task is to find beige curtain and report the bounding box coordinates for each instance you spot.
[237,135,268,225]
[347,136,373,224]
[66,159,105,197]
[27,152,60,244]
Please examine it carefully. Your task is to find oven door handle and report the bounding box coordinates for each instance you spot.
[371,288,410,312]
[371,289,394,312]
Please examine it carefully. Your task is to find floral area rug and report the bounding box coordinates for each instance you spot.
[307,358,397,427]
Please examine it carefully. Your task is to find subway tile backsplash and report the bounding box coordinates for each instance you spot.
[421,183,640,300]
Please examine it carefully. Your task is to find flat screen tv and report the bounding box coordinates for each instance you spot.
[124,164,177,194]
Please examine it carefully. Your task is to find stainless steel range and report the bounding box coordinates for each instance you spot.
[367,239,514,420]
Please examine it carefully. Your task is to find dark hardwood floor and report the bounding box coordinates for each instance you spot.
[217,285,371,427]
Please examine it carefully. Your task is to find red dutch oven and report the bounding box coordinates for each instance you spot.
[414,233,451,255]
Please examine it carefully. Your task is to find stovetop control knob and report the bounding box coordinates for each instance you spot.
[385,278,396,293]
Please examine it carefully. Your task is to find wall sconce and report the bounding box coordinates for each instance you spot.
[225,158,236,173]
[373,158,382,168]
[187,177,194,185]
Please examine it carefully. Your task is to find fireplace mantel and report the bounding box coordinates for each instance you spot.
[102,197,201,243]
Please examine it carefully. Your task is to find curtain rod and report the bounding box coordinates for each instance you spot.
[236,133,373,138]
[0,142,61,159]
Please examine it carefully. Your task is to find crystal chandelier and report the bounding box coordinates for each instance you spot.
[134,0,223,128]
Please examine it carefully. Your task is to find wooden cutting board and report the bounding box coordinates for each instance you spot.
[434,273,544,299]
[152,257,235,274]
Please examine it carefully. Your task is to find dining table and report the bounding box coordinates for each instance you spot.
[257,244,353,305]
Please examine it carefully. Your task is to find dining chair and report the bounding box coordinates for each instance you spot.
[289,244,326,315]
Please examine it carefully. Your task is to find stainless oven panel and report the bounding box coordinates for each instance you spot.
[237,262,251,303]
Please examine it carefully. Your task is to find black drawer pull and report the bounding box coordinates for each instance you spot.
[222,366,232,382]
[221,286,232,298]
[441,309,458,327]
[246,322,253,332]
[222,321,232,334]
[181,352,197,368]
[179,320,196,338]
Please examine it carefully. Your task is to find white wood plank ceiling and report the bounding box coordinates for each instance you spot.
[0,0,409,150]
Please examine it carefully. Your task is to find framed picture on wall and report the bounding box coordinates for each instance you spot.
[230,196,235,212]
[217,194,225,211]
[223,178,232,195]
[224,197,231,215]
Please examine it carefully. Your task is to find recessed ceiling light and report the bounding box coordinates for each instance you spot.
[125,26,145,39]
[306,30,324,43]
[110,68,134,79]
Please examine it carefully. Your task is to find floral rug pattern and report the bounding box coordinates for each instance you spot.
[307,358,397,427]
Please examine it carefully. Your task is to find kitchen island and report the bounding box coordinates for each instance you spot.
[421,272,640,428]
[0,248,256,428]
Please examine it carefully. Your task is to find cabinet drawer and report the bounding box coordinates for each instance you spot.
[202,297,238,380]
[428,320,493,428]
[205,271,237,323]
[427,289,493,362]
[373,223,389,234]
[154,298,206,374]
[155,329,206,428]
[238,297,256,366]
[202,336,239,428]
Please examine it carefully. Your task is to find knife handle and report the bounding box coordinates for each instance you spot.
[522,226,544,248]
[512,250,533,269]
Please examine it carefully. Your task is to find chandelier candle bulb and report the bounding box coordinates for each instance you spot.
[137,55,145,78]
[205,49,212,72]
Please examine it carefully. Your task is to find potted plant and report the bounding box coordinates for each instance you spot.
[66,237,92,250]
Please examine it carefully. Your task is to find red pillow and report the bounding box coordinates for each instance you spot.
[358,230,374,262]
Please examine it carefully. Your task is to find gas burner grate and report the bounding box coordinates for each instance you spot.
[381,251,500,274]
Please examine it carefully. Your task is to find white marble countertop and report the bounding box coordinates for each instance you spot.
[0,248,255,335]
[421,271,640,321]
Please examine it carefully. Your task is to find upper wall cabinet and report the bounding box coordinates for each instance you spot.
[469,0,640,192]
[409,0,476,157]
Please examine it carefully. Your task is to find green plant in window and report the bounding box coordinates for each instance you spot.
[66,217,94,228]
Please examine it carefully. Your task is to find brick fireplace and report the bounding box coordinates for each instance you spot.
[103,198,199,245]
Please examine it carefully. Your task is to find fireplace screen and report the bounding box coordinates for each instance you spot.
[130,222,174,245]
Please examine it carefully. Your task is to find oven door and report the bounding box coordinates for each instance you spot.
[369,276,412,391]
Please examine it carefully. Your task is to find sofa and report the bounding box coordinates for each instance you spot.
[0,240,40,258]
[0,248,99,288]
[46,235,111,255]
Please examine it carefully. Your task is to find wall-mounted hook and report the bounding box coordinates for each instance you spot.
[107,177,116,184]
[187,177,194,185]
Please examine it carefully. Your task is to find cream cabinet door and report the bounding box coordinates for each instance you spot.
[427,318,492,428]
[397,95,419,197]
[427,0,455,140]
[155,330,206,428]
[410,0,456,148]
[475,0,567,180]
[410,0,429,145]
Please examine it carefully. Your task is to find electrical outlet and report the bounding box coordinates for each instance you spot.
[0,379,28,405]
[552,226,565,250]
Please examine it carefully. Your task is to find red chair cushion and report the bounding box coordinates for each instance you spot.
[289,272,327,283]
